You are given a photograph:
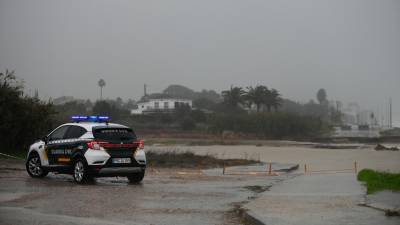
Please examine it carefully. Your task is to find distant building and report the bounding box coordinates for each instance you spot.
[357,110,374,126]
[52,96,76,105]
[342,102,359,125]
[130,98,192,114]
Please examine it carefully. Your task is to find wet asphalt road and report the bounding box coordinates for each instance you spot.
[245,173,400,225]
[0,159,290,225]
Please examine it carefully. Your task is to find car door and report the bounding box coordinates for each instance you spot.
[46,125,70,165]
[62,125,88,163]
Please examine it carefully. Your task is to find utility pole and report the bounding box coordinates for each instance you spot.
[98,79,106,100]
[389,98,392,128]
[144,84,147,97]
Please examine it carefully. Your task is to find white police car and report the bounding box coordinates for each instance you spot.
[26,116,146,184]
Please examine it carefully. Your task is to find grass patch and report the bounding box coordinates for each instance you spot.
[0,149,26,160]
[357,169,400,194]
[146,151,259,169]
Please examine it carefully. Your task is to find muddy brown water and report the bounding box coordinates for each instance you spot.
[148,145,400,172]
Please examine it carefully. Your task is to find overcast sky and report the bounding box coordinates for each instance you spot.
[1,0,399,125]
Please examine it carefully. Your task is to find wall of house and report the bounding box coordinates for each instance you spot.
[130,99,192,114]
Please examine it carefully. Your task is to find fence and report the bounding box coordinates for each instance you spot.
[304,161,358,175]
[222,163,279,176]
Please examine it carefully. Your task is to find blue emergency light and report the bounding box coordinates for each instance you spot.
[71,115,110,123]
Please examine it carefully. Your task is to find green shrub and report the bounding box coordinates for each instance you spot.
[208,112,328,139]
[358,169,400,194]
[181,117,196,130]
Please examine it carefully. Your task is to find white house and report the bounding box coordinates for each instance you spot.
[131,98,192,114]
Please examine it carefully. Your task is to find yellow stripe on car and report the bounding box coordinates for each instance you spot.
[58,158,70,162]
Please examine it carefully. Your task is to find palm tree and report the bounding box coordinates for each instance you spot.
[243,88,254,110]
[317,88,327,105]
[270,88,282,112]
[245,85,268,112]
[263,88,282,112]
[221,86,245,108]
[98,79,106,100]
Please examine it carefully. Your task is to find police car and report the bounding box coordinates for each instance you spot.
[26,116,146,184]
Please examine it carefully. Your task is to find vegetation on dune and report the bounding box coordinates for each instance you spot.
[163,84,221,102]
[358,169,400,194]
[146,151,259,169]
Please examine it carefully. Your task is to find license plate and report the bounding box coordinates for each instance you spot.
[112,158,131,164]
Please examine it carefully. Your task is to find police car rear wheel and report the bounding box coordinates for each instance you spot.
[127,170,145,184]
[73,159,92,184]
[26,154,48,178]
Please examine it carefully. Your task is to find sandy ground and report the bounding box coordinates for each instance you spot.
[0,159,293,225]
[148,144,400,172]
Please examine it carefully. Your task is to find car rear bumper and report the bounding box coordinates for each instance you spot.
[89,166,145,177]
[99,167,143,174]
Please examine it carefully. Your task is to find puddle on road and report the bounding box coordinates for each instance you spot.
[0,160,296,225]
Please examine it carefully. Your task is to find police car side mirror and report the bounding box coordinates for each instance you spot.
[42,136,48,144]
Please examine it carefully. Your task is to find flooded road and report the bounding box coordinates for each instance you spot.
[149,144,400,172]
[0,159,292,225]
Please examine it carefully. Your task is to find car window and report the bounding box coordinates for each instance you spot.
[64,126,87,139]
[48,125,70,141]
[93,128,136,142]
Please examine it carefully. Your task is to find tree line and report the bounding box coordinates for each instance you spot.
[1,71,337,155]
[221,85,282,112]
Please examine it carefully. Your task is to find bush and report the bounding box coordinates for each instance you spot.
[208,112,328,139]
[0,70,56,154]
[190,109,206,123]
[181,116,196,130]
[146,150,258,168]
[53,101,89,124]
[92,100,130,121]
[358,169,400,194]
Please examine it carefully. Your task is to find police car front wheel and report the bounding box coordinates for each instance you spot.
[26,153,48,178]
[73,158,93,184]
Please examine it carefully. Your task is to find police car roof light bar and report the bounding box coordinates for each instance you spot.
[71,115,110,123]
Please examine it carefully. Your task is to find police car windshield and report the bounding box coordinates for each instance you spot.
[93,128,136,142]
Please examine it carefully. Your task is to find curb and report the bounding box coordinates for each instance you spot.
[235,206,266,225]
[235,169,300,225]
[240,209,266,225]
[358,202,400,217]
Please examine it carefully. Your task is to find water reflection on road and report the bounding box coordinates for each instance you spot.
[0,159,289,225]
